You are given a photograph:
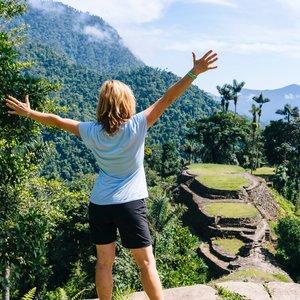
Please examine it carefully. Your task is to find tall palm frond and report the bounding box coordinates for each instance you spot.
[252,93,270,123]
[217,84,232,112]
[276,104,299,123]
[231,79,245,114]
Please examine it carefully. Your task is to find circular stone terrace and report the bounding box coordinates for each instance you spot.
[178,163,286,280]
[186,163,261,218]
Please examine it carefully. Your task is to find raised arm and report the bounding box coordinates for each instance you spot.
[143,50,218,128]
[5,95,80,136]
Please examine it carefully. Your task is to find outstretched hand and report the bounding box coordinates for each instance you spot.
[191,50,218,76]
[6,95,32,117]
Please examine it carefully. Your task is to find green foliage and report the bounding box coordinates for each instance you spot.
[263,120,298,166]
[216,286,248,300]
[46,288,68,300]
[147,194,208,288]
[270,188,297,217]
[0,1,59,298]
[187,112,253,166]
[161,141,182,177]
[275,216,300,281]
[263,118,300,205]
[21,287,36,300]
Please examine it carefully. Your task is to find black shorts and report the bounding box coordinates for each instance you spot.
[89,199,152,249]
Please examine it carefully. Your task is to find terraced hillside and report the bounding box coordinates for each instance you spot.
[175,164,290,282]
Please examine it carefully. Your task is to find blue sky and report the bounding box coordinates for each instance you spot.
[54,0,300,94]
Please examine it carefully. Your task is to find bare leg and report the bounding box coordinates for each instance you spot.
[131,245,164,300]
[95,242,116,300]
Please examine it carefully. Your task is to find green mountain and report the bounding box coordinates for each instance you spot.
[16,0,143,72]
[15,1,219,179]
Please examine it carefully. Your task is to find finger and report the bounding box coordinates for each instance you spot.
[202,50,214,60]
[8,111,17,114]
[208,66,218,70]
[207,57,218,65]
[8,95,19,102]
[206,53,218,61]
[192,52,196,64]
[8,95,22,105]
[25,95,30,109]
[6,100,18,107]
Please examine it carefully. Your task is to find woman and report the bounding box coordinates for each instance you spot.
[6,50,217,300]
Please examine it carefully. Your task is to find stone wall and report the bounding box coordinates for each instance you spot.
[247,182,279,220]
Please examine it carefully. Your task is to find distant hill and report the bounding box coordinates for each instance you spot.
[213,84,300,123]
[14,0,144,73]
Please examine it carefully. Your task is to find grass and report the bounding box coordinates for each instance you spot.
[252,167,275,176]
[203,203,259,218]
[270,188,296,217]
[188,163,245,175]
[216,269,291,283]
[197,174,250,191]
[213,238,245,255]
[215,286,247,300]
[188,164,250,191]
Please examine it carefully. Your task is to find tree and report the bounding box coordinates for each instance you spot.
[0,2,56,298]
[147,191,208,288]
[276,104,299,123]
[249,104,260,173]
[161,141,181,177]
[276,216,300,281]
[216,84,232,112]
[252,93,270,125]
[186,111,252,166]
[263,119,300,204]
[231,79,245,114]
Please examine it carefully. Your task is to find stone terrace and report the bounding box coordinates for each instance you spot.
[174,167,289,280]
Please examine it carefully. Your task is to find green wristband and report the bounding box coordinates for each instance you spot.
[187,71,197,80]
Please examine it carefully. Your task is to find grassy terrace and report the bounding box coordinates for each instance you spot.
[203,202,259,218]
[188,164,251,191]
[213,238,245,255]
[252,167,275,176]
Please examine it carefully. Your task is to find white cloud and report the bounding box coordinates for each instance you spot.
[83,26,112,41]
[55,0,173,24]
[284,93,300,100]
[29,0,65,14]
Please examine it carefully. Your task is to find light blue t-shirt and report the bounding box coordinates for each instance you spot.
[79,112,149,205]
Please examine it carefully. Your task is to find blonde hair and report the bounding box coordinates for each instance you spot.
[97,80,136,135]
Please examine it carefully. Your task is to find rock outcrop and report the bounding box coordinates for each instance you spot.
[127,281,300,300]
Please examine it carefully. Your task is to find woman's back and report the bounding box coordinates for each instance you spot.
[79,111,148,205]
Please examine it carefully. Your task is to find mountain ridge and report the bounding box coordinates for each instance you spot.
[15,0,144,73]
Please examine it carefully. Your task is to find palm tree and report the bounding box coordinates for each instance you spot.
[276,104,299,123]
[252,93,270,125]
[148,196,186,257]
[231,79,245,114]
[217,84,232,112]
[249,104,260,173]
